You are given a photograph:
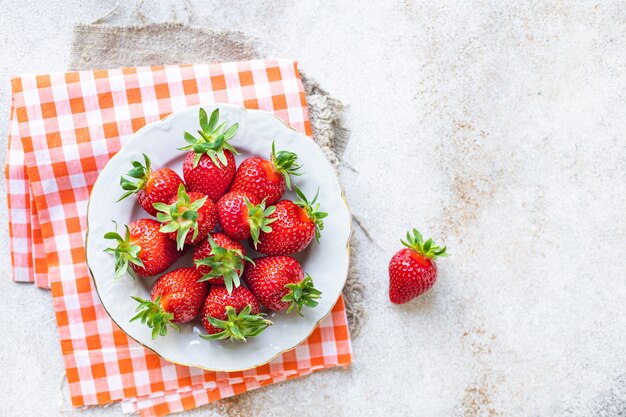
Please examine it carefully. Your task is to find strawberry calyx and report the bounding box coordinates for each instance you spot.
[130,295,181,339]
[117,153,151,202]
[195,235,255,293]
[282,274,322,316]
[178,108,239,169]
[154,184,208,250]
[401,228,448,259]
[103,223,144,279]
[294,187,328,243]
[270,141,302,190]
[200,305,272,342]
[246,197,277,248]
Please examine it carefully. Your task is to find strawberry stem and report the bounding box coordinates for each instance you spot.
[178,108,240,169]
[282,274,322,316]
[103,222,144,279]
[116,153,151,202]
[130,295,181,339]
[401,229,448,259]
[200,305,272,342]
[154,184,208,250]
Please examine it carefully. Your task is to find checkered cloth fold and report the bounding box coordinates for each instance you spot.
[5,59,352,417]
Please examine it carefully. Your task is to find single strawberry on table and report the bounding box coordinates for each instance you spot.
[388,229,448,304]
[116,153,184,216]
[179,108,240,201]
[230,141,302,205]
[154,184,217,250]
[131,267,208,339]
[104,219,181,279]
[243,256,321,315]
[193,232,254,293]
[216,190,276,247]
[255,187,327,256]
[200,286,272,342]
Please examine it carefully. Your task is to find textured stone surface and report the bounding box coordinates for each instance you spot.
[1,1,626,416]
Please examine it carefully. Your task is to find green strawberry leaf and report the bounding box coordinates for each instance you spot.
[103,223,143,279]
[270,141,302,191]
[294,186,327,243]
[154,184,206,250]
[199,305,272,342]
[401,228,449,259]
[179,108,240,170]
[130,295,180,339]
[116,154,151,202]
[194,235,253,293]
[282,275,322,316]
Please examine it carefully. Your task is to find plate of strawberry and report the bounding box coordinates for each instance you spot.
[86,104,351,371]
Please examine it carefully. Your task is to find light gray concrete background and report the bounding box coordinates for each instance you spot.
[2,1,626,416]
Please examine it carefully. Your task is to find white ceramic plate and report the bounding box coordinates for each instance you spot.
[86,103,351,372]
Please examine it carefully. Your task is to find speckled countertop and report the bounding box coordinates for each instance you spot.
[1,1,626,416]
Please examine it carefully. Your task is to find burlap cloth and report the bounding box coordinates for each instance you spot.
[69,21,364,339]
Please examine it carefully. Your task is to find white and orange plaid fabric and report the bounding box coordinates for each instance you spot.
[5,59,352,416]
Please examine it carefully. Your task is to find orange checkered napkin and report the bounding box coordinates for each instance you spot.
[5,59,352,417]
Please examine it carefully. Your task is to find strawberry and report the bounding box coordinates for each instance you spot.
[179,108,240,201]
[255,187,327,256]
[230,141,301,204]
[154,184,217,250]
[243,256,321,315]
[192,233,254,293]
[104,219,181,279]
[116,154,184,216]
[216,190,276,247]
[200,286,272,342]
[131,267,208,339]
[388,229,448,304]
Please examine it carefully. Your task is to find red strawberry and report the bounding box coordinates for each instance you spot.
[131,267,208,339]
[180,108,239,201]
[117,154,184,216]
[192,233,253,293]
[200,286,272,342]
[388,229,448,304]
[154,184,217,249]
[216,190,276,247]
[255,187,327,255]
[230,142,301,204]
[243,256,321,315]
[104,219,181,279]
